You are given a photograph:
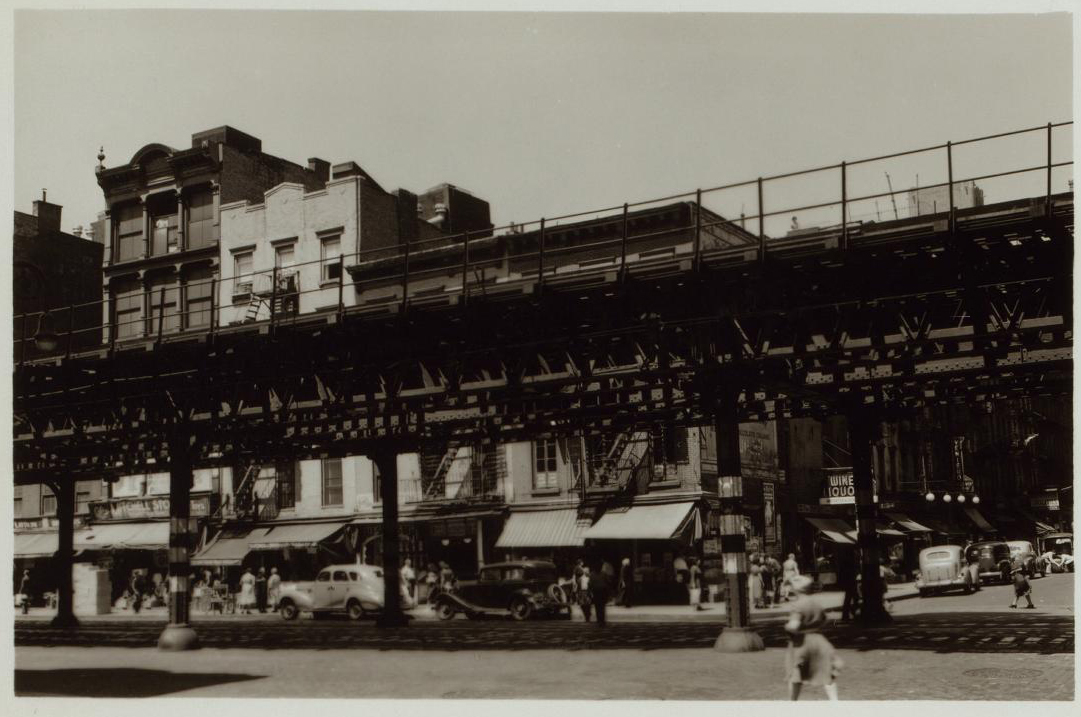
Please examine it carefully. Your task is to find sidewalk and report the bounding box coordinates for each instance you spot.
[16,582,919,623]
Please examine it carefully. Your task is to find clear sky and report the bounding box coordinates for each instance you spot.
[13,10,1073,235]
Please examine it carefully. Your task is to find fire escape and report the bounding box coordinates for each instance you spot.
[213,462,283,523]
[417,444,506,503]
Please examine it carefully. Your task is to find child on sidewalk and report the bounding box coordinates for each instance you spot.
[784,575,843,701]
[1010,567,1036,609]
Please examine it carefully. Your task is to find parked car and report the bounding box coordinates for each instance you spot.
[964,541,1013,584]
[1006,540,1044,578]
[1037,532,1074,573]
[278,564,415,620]
[915,545,975,597]
[431,560,572,621]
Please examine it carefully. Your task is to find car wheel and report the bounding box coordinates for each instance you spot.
[510,598,533,621]
[279,600,299,621]
[434,601,457,621]
[347,600,365,621]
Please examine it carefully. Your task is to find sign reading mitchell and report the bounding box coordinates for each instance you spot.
[819,467,878,506]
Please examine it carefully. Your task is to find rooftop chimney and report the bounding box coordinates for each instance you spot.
[307,158,330,183]
[32,190,63,233]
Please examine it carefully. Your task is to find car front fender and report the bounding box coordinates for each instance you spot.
[437,592,483,613]
[279,590,315,609]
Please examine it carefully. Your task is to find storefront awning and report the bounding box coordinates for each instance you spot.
[14,532,60,558]
[963,507,996,533]
[248,521,348,550]
[584,502,699,541]
[919,517,967,536]
[74,521,170,551]
[805,517,857,545]
[883,513,933,533]
[495,509,591,548]
[191,528,272,566]
[875,520,905,537]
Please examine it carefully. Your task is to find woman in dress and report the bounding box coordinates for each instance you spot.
[749,554,765,609]
[237,568,256,614]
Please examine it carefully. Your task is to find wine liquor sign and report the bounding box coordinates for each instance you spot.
[818,468,878,505]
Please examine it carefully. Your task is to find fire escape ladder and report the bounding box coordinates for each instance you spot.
[232,463,260,518]
[423,445,457,500]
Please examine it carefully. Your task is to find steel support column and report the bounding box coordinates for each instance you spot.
[849,405,892,625]
[49,478,78,628]
[158,436,200,650]
[713,382,764,652]
[374,447,408,627]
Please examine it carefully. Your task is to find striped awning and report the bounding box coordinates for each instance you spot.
[191,528,271,566]
[248,521,348,550]
[14,532,60,558]
[74,522,170,551]
[805,517,857,545]
[584,502,699,541]
[495,509,591,548]
[884,513,933,533]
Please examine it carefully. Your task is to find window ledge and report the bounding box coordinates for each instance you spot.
[647,479,683,489]
[531,487,561,497]
[319,279,341,289]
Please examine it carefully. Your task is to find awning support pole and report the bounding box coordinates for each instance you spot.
[713,377,764,653]
[49,478,78,629]
[849,401,892,626]
[158,428,200,650]
[374,445,408,627]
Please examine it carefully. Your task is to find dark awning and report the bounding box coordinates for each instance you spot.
[883,513,933,533]
[191,528,271,566]
[963,507,996,533]
[805,517,857,545]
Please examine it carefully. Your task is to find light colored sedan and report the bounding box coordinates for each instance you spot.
[278,564,415,621]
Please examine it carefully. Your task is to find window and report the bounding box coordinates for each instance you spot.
[348,571,359,582]
[148,195,179,256]
[332,570,348,582]
[183,267,213,329]
[652,426,689,466]
[373,463,383,504]
[147,277,180,334]
[114,280,144,339]
[41,493,57,516]
[533,439,559,490]
[113,203,143,262]
[76,491,91,514]
[322,458,343,506]
[186,189,216,249]
[276,464,296,511]
[233,252,254,297]
[316,570,331,582]
[321,233,342,282]
[14,497,23,518]
[275,244,295,270]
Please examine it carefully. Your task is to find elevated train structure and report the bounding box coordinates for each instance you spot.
[12,122,1073,647]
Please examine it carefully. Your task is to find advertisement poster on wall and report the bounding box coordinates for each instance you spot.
[739,421,781,482]
[763,481,776,550]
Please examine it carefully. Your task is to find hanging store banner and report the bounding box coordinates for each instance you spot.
[763,481,776,547]
[818,468,878,505]
[89,495,211,522]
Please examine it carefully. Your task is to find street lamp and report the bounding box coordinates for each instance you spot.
[943,494,952,503]
[957,494,966,504]
[925,492,935,502]
[972,495,980,504]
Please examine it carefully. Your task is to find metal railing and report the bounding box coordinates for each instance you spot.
[14,121,1073,362]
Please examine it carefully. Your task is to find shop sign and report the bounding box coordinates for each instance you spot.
[763,481,776,544]
[739,421,781,481]
[90,495,211,521]
[15,516,87,531]
[1032,493,1060,511]
[819,468,877,505]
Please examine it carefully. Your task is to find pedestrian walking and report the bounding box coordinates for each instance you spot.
[1010,567,1036,609]
[767,555,783,602]
[268,567,282,611]
[590,564,612,627]
[439,561,457,594]
[424,563,440,604]
[750,555,765,609]
[761,556,775,607]
[688,557,704,610]
[130,570,146,614]
[837,548,859,622]
[255,567,268,613]
[18,569,31,615]
[618,558,634,608]
[578,566,593,622]
[401,559,417,601]
[784,574,842,701]
[238,567,256,614]
[781,552,800,602]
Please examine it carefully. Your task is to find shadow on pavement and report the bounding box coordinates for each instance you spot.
[15,668,264,697]
[14,611,1072,654]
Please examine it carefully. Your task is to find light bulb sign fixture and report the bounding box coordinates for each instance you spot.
[943,494,953,503]
[925,492,935,502]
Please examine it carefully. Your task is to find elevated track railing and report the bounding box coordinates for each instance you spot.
[14,121,1072,363]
